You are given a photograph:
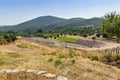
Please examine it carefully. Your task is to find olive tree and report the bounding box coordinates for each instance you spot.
[101,12,120,39]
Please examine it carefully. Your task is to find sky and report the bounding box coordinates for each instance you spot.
[0,0,120,25]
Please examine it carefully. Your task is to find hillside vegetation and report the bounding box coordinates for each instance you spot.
[0,35,17,45]
[0,16,101,33]
[0,40,120,80]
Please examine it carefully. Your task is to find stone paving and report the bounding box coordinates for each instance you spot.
[0,69,68,80]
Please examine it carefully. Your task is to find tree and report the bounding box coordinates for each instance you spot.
[101,12,120,39]
[4,35,12,42]
[96,34,100,37]
[37,29,43,33]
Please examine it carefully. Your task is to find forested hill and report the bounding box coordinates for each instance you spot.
[46,17,102,31]
[0,16,102,32]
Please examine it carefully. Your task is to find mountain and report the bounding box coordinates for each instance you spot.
[47,18,86,27]
[0,16,66,31]
[45,17,102,31]
[0,16,102,32]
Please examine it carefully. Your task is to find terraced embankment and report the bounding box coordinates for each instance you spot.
[22,37,120,51]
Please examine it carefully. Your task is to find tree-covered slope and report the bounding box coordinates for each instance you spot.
[47,17,102,31]
[0,16,66,31]
[0,16,102,32]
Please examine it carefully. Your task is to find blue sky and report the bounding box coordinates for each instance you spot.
[0,0,120,25]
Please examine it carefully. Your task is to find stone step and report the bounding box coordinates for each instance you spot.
[44,73,56,78]
[57,76,68,80]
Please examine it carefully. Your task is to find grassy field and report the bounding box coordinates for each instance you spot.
[37,33,54,38]
[58,37,79,43]
[0,40,120,80]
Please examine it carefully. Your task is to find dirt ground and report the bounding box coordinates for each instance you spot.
[0,41,41,54]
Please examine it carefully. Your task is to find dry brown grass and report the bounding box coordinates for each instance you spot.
[0,40,120,80]
[0,72,56,80]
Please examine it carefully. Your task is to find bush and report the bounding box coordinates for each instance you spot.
[0,36,7,45]
[9,35,17,41]
[89,56,98,61]
[4,35,12,42]
[96,34,100,37]
[103,34,108,38]
[54,59,62,66]
[82,34,88,38]
[71,58,76,64]
[0,35,17,45]
[48,57,53,62]
[92,37,96,40]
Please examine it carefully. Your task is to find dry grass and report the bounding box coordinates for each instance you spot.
[0,40,120,80]
[0,72,56,80]
[16,41,39,50]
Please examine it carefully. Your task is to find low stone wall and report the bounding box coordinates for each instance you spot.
[76,39,105,48]
[0,69,68,80]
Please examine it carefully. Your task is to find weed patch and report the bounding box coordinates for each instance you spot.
[71,58,76,64]
[0,59,5,65]
[7,52,22,58]
[54,58,62,66]
[48,57,53,62]
[89,56,99,61]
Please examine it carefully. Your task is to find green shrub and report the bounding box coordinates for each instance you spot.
[4,35,12,42]
[54,59,62,66]
[89,56,98,61]
[71,58,76,64]
[82,34,88,38]
[48,57,53,62]
[0,35,17,45]
[0,59,5,65]
[9,35,17,41]
[0,36,7,45]
[92,37,96,40]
